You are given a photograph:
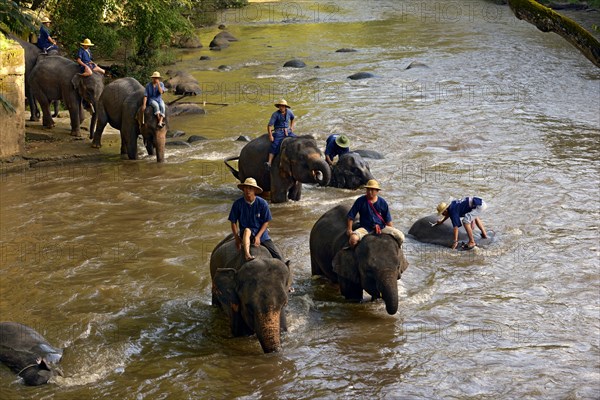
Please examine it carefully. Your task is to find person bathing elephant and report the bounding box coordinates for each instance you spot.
[0,322,63,385]
[310,202,408,315]
[224,134,331,203]
[324,134,350,166]
[92,77,167,162]
[29,55,104,137]
[210,234,291,353]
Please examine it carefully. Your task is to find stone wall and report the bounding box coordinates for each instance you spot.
[0,39,25,158]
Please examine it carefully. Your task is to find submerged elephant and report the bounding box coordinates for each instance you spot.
[210,234,291,353]
[310,205,408,315]
[92,77,167,162]
[29,55,104,136]
[329,152,374,189]
[224,134,331,203]
[0,322,63,385]
[408,214,495,248]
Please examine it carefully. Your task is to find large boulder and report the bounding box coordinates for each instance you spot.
[174,34,203,49]
[164,70,201,95]
[283,59,306,68]
[209,31,238,50]
[169,103,206,117]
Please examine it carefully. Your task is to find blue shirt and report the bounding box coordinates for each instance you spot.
[348,195,392,231]
[77,47,93,64]
[447,197,483,227]
[228,196,272,242]
[145,82,166,102]
[325,134,350,160]
[268,109,294,131]
[37,25,52,49]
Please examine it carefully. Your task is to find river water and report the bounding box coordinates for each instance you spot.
[1,1,599,398]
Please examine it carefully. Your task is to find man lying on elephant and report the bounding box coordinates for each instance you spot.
[347,179,404,247]
[325,134,350,166]
[229,178,284,261]
[436,197,488,250]
[265,99,296,170]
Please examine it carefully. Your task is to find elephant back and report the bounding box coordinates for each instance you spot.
[238,134,271,190]
[99,78,144,129]
[210,234,272,278]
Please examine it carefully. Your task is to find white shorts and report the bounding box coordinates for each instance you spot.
[463,200,487,224]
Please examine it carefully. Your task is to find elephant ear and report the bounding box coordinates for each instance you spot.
[278,139,292,178]
[71,74,81,91]
[332,248,359,283]
[213,268,239,308]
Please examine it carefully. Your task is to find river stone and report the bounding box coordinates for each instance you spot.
[199,56,212,61]
[169,103,206,117]
[167,130,185,138]
[218,65,232,71]
[405,61,429,70]
[348,72,375,80]
[236,135,251,142]
[283,59,306,68]
[176,35,203,49]
[215,31,238,42]
[353,149,384,159]
[336,48,357,52]
[209,37,230,51]
[188,135,208,143]
[166,141,192,147]
[218,24,227,29]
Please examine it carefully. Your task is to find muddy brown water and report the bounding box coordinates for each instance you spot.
[1,1,599,398]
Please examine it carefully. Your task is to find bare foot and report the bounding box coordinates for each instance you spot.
[244,255,255,261]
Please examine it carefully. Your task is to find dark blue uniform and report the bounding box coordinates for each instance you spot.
[447,197,484,227]
[268,109,296,155]
[348,195,392,232]
[325,134,350,160]
[77,47,96,73]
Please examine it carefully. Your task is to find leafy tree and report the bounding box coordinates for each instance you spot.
[0,0,37,35]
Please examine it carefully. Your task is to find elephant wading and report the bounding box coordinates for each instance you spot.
[0,322,63,385]
[29,55,104,136]
[310,205,408,315]
[224,134,331,203]
[330,152,374,189]
[210,234,291,353]
[93,77,167,162]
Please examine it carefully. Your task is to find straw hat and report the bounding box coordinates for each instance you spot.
[335,135,350,148]
[41,17,51,24]
[237,177,263,194]
[364,179,381,190]
[437,202,449,214]
[80,38,94,46]
[274,99,291,108]
[150,71,162,79]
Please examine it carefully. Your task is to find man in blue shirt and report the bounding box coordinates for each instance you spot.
[347,180,404,247]
[324,134,350,166]
[436,197,488,250]
[265,99,296,170]
[37,17,58,54]
[76,38,105,76]
[229,178,283,261]
[142,71,167,127]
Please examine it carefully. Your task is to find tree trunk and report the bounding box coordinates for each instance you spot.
[508,0,600,68]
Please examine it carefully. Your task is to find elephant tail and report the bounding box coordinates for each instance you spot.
[224,156,240,181]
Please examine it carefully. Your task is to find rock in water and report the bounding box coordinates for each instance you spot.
[283,59,306,68]
[348,72,375,80]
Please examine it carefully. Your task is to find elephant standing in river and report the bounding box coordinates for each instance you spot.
[93,77,167,162]
[0,322,63,386]
[29,55,104,136]
[210,234,291,353]
[329,152,374,189]
[310,204,408,315]
[224,134,331,203]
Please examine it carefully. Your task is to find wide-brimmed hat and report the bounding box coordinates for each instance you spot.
[274,99,291,108]
[150,71,162,79]
[237,177,263,194]
[437,202,449,214]
[364,179,381,190]
[41,17,51,24]
[335,135,350,148]
[80,38,94,46]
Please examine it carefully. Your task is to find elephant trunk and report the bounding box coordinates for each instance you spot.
[255,308,281,353]
[378,275,399,315]
[309,158,331,186]
[155,126,167,163]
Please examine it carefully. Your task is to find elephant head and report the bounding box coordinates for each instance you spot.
[213,260,291,353]
[136,106,167,162]
[330,152,374,189]
[271,136,331,203]
[71,72,104,137]
[19,356,63,386]
[333,234,407,315]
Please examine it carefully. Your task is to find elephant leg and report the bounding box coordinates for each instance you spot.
[126,132,138,160]
[52,100,59,118]
[310,253,323,276]
[92,118,107,148]
[88,111,97,140]
[35,92,54,128]
[288,181,302,201]
[27,88,40,121]
[66,96,81,136]
[339,276,363,301]
[144,135,155,156]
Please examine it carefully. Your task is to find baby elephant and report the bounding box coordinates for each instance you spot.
[0,322,63,385]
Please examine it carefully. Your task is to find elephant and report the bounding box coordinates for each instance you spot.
[329,152,374,189]
[92,77,167,162]
[29,55,104,137]
[0,322,63,386]
[210,234,291,353]
[8,34,59,121]
[310,205,408,315]
[408,214,495,248]
[224,134,331,203]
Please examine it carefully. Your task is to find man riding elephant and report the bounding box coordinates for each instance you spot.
[266,99,296,170]
[228,178,283,261]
